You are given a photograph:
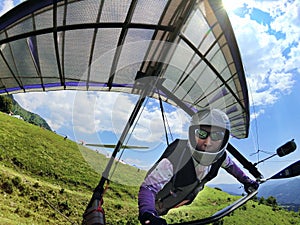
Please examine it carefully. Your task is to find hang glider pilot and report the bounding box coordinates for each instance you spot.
[138,109,259,225]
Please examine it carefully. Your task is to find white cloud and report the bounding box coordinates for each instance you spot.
[0,0,26,16]
[227,0,299,108]
[286,43,300,73]
[14,91,75,131]
[14,88,190,146]
[72,91,190,143]
[0,0,14,16]
[131,104,189,143]
[270,1,300,36]
[72,92,135,135]
[250,108,265,122]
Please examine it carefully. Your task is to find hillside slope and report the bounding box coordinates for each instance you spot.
[0,112,299,224]
[258,179,300,204]
[7,95,51,131]
[258,179,300,211]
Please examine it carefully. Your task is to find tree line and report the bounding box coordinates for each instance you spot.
[0,95,51,131]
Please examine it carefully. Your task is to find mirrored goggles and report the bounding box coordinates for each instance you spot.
[195,128,225,141]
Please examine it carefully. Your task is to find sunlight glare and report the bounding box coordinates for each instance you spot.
[222,0,241,13]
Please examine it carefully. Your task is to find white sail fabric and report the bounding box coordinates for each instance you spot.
[0,0,249,138]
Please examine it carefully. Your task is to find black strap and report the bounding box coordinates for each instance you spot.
[157,139,226,188]
[181,151,227,205]
[155,140,226,207]
[227,143,262,178]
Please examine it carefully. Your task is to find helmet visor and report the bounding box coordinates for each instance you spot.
[195,128,225,141]
[189,125,228,152]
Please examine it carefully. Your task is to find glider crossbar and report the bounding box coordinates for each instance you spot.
[171,190,258,225]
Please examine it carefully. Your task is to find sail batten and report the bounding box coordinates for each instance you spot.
[0,0,249,138]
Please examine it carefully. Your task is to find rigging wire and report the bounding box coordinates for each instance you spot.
[158,95,174,145]
[246,70,263,164]
[159,96,169,145]
[250,149,273,156]
[165,112,174,143]
[109,94,176,179]
[44,198,76,225]
[163,106,174,144]
[108,96,149,180]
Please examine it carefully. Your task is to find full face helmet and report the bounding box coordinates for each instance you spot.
[188,109,231,166]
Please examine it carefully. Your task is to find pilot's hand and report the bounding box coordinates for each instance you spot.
[243,178,259,194]
[139,212,167,225]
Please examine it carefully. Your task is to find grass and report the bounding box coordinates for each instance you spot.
[1,112,300,224]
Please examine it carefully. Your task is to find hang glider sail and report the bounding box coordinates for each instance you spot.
[85,143,148,149]
[0,0,249,139]
[2,1,299,225]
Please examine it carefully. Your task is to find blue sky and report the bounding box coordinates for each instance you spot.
[1,0,300,185]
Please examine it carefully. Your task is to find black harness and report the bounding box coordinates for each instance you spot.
[152,139,226,215]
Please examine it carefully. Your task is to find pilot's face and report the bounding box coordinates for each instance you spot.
[194,125,225,152]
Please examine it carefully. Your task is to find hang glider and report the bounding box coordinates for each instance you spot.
[0,0,260,224]
[0,0,249,139]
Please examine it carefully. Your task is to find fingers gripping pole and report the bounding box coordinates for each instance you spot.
[82,182,109,225]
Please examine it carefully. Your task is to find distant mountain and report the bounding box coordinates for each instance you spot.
[209,178,300,211]
[258,178,300,204]
[8,95,51,131]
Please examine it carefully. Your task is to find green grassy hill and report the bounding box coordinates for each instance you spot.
[1,95,52,131]
[0,112,300,225]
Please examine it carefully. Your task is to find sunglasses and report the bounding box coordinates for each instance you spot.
[195,128,225,141]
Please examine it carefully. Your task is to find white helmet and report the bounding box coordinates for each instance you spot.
[188,109,230,166]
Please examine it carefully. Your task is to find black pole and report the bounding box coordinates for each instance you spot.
[159,96,169,146]
[227,143,263,179]
[98,90,147,189]
[170,191,258,225]
[253,139,296,166]
[83,77,156,225]
[253,153,277,166]
[259,160,300,183]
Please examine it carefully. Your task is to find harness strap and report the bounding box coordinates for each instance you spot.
[184,151,226,204]
[155,140,226,215]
